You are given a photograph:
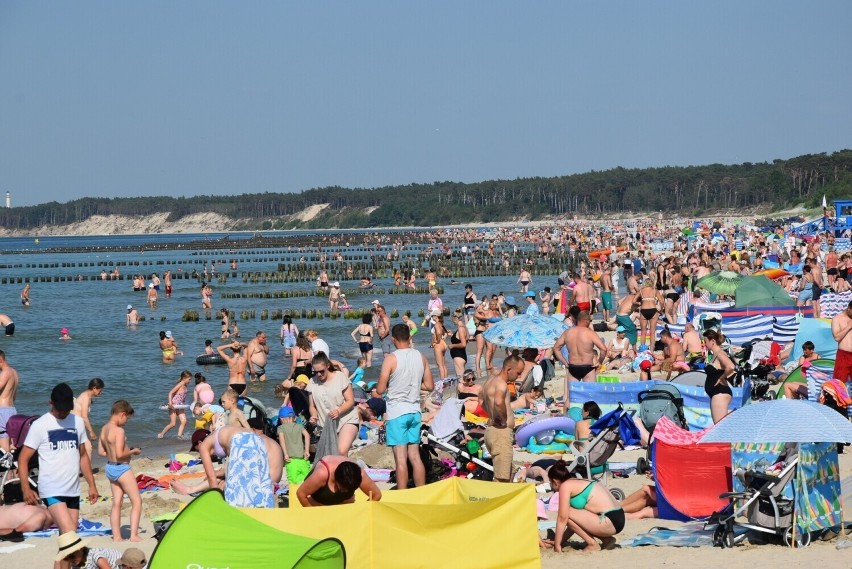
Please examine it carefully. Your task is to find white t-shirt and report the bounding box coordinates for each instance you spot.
[311,339,331,358]
[24,412,88,498]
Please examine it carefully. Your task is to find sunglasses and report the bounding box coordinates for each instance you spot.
[314,368,328,375]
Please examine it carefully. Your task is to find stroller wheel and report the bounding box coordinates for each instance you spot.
[609,487,625,501]
[783,526,811,548]
[722,529,736,549]
[712,525,725,548]
[636,456,649,474]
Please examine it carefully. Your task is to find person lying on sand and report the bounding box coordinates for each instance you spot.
[0,503,54,542]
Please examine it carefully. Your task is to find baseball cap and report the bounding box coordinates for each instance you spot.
[295,374,309,385]
[126,304,132,310]
[639,360,653,371]
[367,381,378,391]
[524,291,536,298]
[371,299,380,305]
[116,548,147,569]
[616,325,626,333]
[505,296,516,306]
[278,406,296,419]
[60,328,69,335]
[148,283,154,288]
[51,383,75,412]
[367,397,386,418]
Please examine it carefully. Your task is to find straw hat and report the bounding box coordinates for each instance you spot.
[55,531,90,562]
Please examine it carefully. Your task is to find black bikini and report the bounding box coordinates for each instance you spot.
[309,459,358,506]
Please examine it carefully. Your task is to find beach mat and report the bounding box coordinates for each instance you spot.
[621,522,734,547]
[24,519,111,538]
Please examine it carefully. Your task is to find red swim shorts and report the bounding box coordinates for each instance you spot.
[834,348,852,382]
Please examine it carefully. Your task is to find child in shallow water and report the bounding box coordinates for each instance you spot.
[98,400,142,542]
[158,370,191,439]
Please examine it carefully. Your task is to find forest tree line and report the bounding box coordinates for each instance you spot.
[2,150,850,230]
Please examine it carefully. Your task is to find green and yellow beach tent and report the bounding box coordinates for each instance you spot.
[148,490,345,569]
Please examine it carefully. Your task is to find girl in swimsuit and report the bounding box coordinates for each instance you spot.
[482,299,502,374]
[702,330,734,424]
[448,311,469,377]
[350,314,374,368]
[546,460,624,552]
[573,401,601,450]
[159,370,191,439]
[279,316,298,356]
[431,315,449,380]
[635,281,663,348]
[296,456,382,507]
[220,308,230,339]
[289,333,315,380]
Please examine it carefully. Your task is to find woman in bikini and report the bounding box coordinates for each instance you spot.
[159,330,177,362]
[635,280,664,348]
[220,308,230,340]
[289,333,314,380]
[573,401,601,450]
[457,369,486,416]
[482,298,503,374]
[431,314,449,380]
[448,310,469,377]
[545,460,624,552]
[217,341,248,396]
[472,300,491,377]
[702,330,735,424]
[296,455,381,506]
[350,314,374,368]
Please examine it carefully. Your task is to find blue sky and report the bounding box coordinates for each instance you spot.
[1,1,850,207]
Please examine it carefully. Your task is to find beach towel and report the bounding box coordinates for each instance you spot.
[620,522,740,547]
[136,474,169,493]
[24,519,111,538]
[224,431,274,508]
[821,379,852,409]
[430,398,464,441]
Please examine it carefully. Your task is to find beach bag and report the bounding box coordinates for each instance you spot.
[539,358,555,384]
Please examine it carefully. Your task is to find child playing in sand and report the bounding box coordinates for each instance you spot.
[277,407,310,484]
[221,388,249,428]
[158,370,191,439]
[98,400,142,542]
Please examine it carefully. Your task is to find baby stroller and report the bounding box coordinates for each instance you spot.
[419,398,494,483]
[0,414,40,505]
[636,384,687,474]
[566,405,636,500]
[708,447,805,548]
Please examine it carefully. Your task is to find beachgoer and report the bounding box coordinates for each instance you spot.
[19,383,99,539]
[164,269,172,298]
[191,372,215,413]
[204,339,215,355]
[0,503,54,541]
[401,314,418,347]
[158,371,191,439]
[374,304,393,356]
[220,308,230,339]
[350,314,374,368]
[71,378,104,463]
[59,327,72,340]
[518,268,532,293]
[600,264,614,321]
[430,314,449,379]
[0,314,14,336]
[479,354,525,482]
[784,341,822,399]
[554,311,607,406]
[56,533,123,569]
[571,273,593,313]
[158,330,178,362]
[98,400,142,542]
[635,279,663,348]
[306,329,331,360]
[539,287,552,316]
[653,329,689,375]
[277,406,310,484]
[524,291,539,315]
[622,484,658,519]
[832,300,852,382]
[376,323,434,489]
[448,310,469,377]
[463,283,478,321]
[573,401,601,445]
[329,282,340,311]
[246,330,270,382]
[218,341,248,395]
[702,330,734,424]
[221,388,249,428]
[349,357,366,388]
[280,316,298,356]
[474,298,501,376]
[20,284,30,307]
[307,352,359,456]
[126,304,138,325]
[146,282,158,309]
[546,460,624,552]
[296,455,382,506]
[0,350,19,455]
[289,333,314,380]
[681,322,702,360]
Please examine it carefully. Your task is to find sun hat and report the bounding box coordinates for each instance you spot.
[51,383,75,413]
[55,531,91,562]
[332,281,340,287]
[60,328,69,335]
[616,325,626,333]
[165,330,173,338]
[639,360,653,371]
[431,308,442,316]
[524,291,536,298]
[116,548,147,569]
[278,406,296,419]
[126,304,133,310]
[295,374,309,385]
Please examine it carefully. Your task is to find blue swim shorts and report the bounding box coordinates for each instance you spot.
[385,413,421,447]
[106,462,131,482]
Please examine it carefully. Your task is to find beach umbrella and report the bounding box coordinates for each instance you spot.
[482,314,568,349]
[734,275,796,308]
[699,400,852,444]
[695,271,744,296]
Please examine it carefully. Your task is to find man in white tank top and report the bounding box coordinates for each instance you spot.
[376,324,434,489]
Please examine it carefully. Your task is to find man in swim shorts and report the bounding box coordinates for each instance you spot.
[554,311,607,407]
[832,301,852,382]
[0,314,14,337]
[480,355,525,482]
[246,331,270,382]
[571,274,593,313]
[0,350,19,455]
[600,264,614,321]
[377,324,434,489]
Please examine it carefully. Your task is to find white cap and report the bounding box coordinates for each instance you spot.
[148,283,154,288]
[127,304,132,310]
[371,299,380,305]
[165,330,173,338]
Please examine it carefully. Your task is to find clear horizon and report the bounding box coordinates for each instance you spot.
[2,1,851,207]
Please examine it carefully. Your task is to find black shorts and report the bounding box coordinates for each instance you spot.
[43,496,81,509]
[813,286,822,301]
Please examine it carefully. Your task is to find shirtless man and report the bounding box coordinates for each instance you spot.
[126,304,139,325]
[0,351,18,454]
[164,270,173,298]
[681,322,703,360]
[0,503,54,541]
[832,301,852,383]
[653,330,688,374]
[571,274,593,313]
[600,264,614,321]
[72,378,104,462]
[0,314,14,337]
[217,342,248,395]
[554,311,607,407]
[374,305,393,356]
[246,331,270,382]
[479,355,525,482]
[146,283,158,309]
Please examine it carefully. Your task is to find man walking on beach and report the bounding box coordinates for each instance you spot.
[480,355,524,482]
[246,331,270,382]
[0,351,18,455]
[376,324,433,489]
[19,383,99,539]
[554,310,607,406]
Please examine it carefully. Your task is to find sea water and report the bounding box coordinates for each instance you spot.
[0,234,540,448]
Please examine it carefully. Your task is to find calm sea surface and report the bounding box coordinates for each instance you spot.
[1,232,543,449]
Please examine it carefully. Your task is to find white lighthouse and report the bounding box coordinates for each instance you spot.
[5,192,9,208]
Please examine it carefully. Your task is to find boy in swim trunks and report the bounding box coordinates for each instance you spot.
[98,400,142,542]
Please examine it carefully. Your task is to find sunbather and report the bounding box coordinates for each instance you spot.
[621,484,658,519]
[0,503,54,541]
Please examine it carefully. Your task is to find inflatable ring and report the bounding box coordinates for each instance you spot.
[525,440,571,454]
[196,354,227,366]
[553,430,573,444]
[515,416,576,447]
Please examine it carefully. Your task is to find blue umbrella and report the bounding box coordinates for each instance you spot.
[699,400,852,444]
[482,314,569,349]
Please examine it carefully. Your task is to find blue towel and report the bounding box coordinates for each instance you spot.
[224,432,274,508]
[24,519,111,538]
